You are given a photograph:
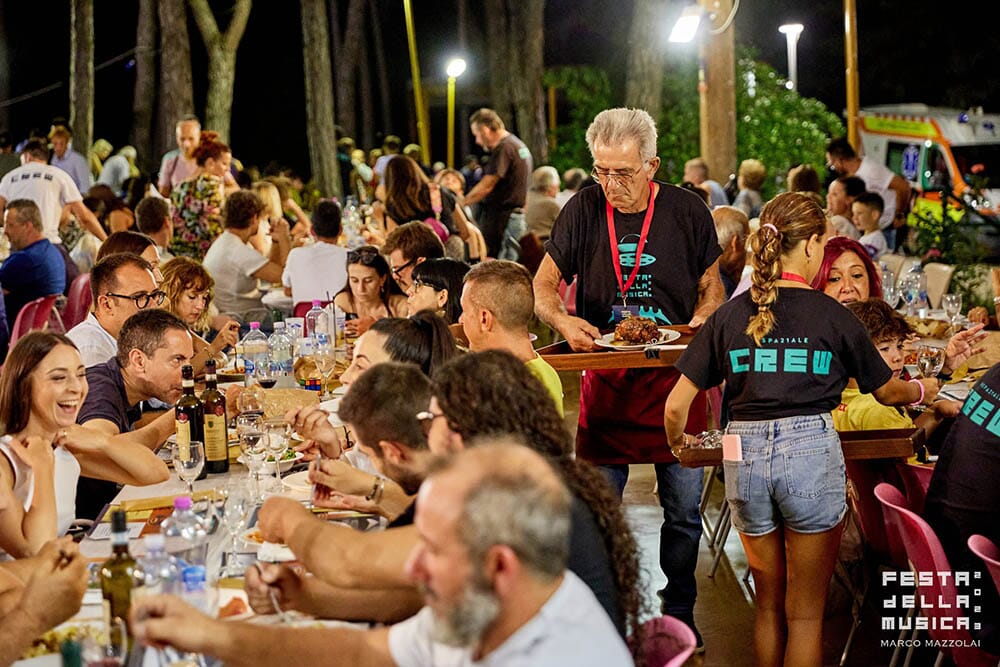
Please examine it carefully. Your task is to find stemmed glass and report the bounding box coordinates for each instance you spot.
[265,420,290,491]
[235,413,264,439]
[882,283,900,309]
[942,293,963,328]
[172,440,204,496]
[313,336,338,400]
[83,616,128,666]
[255,360,278,389]
[239,430,269,503]
[220,483,250,577]
[917,343,946,380]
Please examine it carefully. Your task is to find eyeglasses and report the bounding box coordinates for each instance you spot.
[104,290,167,309]
[415,410,447,435]
[591,162,649,185]
[391,259,416,278]
[411,278,444,292]
[348,247,381,264]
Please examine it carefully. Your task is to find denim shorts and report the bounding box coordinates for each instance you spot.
[723,413,847,536]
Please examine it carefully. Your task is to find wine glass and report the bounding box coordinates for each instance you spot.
[239,430,269,502]
[220,483,250,577]
[235,413,264,439]
[173,440,204,496]
[882,283,900,309]
[83,616,128,667]
[942,293,963,326]
[265,420,290,491]
[917,343,946,380]
[313,341,338,400]
[256,360,278,389]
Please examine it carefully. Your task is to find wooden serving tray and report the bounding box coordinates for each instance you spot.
[537,325,696,371]
[675,427,926,468]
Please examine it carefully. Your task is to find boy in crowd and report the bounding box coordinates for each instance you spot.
[852,191,888,259]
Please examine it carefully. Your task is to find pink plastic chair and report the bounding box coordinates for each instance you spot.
[632,615,697,667]
[9,294,62,348]
[967,534,1000,599]
[894,460,935,514]
[61,272,92,330]
[874,483,1000,667]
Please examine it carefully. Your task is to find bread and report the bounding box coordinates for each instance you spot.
[225,386,320,420]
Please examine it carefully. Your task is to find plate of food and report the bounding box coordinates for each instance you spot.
[237,450,303,472]
[594,317,681,351]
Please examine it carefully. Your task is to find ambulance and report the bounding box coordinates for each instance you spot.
[857,104,1000,257]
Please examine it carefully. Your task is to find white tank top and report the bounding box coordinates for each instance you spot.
[0,436,81,538]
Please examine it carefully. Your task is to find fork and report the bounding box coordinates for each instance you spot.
[252,562,293,624]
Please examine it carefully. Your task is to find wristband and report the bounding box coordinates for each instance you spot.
[908,378,926,406]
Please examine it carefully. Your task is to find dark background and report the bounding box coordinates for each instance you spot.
[1,0,997,179]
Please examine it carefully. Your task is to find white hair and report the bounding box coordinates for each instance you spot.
[586,108,658,161]
[530,166,560,192]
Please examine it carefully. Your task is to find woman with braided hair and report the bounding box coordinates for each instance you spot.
[665,192,939,667]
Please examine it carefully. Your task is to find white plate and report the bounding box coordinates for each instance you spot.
[237,451,303,472]
[594,327,681,351]
[281,470,313,494]
[217,588,254,621]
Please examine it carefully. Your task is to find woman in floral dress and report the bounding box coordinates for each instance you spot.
[169,132,231,259]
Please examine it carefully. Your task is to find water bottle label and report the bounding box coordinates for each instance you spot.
[245,359,255,374]
[181,565,206,593]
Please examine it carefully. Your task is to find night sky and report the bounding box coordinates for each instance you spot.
[1,0,996,180]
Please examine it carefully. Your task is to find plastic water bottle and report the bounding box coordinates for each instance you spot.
[240,322,270,383]
[305,300,330,341]
[160,496,209,569]
[333,303,347,347]
[268,321,294,378]
[903,264,929,318]
[138,534,182,596]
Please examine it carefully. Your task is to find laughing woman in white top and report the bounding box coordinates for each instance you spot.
[0,332,87,558]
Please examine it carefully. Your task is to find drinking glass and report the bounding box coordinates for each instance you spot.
[265,420,290,491]
[84,614,128,666]
[882,283,900,309]
[942,293,963,324]
[313,343,338,400]
[255,361,278,389]
[917,344,946,380]
[220,483,250,577]
[239,430,269,502]
[172,441,204,496]
[235,413,264,439]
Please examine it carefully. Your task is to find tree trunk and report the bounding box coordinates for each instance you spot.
[484,0,512,126]
[367,0,392,135]
[131,0,158,173]
[506,0,547,164]
[157,0,195,162]
[357,35,375,150]
[624,0,665,119]
[301,0,341,198]
[333,0,366,139]
[188,0,252,142]
[69,0,94,155]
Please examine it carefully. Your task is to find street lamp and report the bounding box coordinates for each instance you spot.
[445,58,466,169]
[778,23,804,91]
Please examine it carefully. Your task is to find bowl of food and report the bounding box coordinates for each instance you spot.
[238,449,303,473]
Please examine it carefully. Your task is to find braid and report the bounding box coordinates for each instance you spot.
[746,227,782,344]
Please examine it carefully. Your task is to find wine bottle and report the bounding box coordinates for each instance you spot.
[100,509,143,650]
[201,359,230,474]
[175,364,206,480]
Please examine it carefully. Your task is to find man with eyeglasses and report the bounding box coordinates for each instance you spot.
[533,107,725,650]
[382,221,444,293]
[66,253,163,367]
[463,108,532,258]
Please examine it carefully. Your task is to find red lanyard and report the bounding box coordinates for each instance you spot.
[780,271,812,287]
[606,183,656,306]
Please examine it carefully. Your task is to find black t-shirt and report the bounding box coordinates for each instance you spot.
[676,288,893,421]
[924,362,1000,651]
[482,134,531,211]
[546,182,721,327]
[75,358,143,520]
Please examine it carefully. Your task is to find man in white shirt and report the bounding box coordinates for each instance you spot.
[203,191,290,322]
[66,253,163,366]
[130,442,633,667]
[0,140,106,245]
[281,200,347,306]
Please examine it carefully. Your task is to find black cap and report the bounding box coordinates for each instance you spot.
[110,509,127,532]
[205,358,216,372]
[182,364,194,379]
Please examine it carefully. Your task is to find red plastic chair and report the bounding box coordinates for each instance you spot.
[61,272,92,330]
[631,615,697,667]
[874,483,1000,667]
[967,534,1000,600]
[9,294,63,348]
[894,460,935,515]
[292,300,332,318]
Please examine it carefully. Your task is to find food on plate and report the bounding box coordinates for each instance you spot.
[614,316,661,345]
[244,528,265,544]
[22,624,104,658]
[219,596,249,618]
[904,316,950,339]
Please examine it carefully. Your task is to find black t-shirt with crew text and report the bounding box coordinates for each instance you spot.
[676,288,893,421]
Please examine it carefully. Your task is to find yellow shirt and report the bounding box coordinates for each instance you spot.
[833,386,914,431]
[525,355,564,417]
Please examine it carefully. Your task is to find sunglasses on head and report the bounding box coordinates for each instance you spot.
[348,248,381,264]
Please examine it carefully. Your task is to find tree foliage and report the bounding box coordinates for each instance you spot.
[542,66,613,174]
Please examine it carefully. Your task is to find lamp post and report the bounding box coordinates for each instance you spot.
[445,58,467,169]
[778,23,804,91]
[402,0,430,166]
